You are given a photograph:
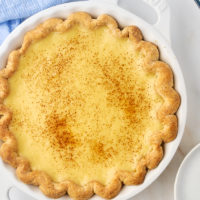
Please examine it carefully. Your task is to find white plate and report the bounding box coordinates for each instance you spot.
[174,143,200,200]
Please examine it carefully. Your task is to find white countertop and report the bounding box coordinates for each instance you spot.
[1,0,200,200]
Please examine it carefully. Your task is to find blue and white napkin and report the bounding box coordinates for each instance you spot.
[0,0,80,44]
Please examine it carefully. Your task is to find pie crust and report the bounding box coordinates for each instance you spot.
[0,12,180,199]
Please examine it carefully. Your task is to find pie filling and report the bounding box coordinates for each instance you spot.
[4,25,163,185]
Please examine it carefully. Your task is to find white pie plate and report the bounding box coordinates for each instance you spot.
[0,0,187,200]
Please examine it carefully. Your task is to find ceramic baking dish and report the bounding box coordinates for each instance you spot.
[0,0,187,199]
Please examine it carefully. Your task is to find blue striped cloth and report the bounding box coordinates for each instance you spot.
[194,0,200,7]
[0,0,81,44]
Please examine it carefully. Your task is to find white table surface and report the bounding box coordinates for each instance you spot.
[1,0,200,200]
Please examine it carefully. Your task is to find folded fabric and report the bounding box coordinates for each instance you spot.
[0,0,81,44]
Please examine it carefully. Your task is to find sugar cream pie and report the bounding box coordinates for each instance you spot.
[0,12,180,199]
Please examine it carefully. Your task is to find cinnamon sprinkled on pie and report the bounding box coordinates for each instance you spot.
[0,12,180,200]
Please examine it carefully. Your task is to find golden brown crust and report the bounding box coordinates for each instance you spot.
[0,12,180,199]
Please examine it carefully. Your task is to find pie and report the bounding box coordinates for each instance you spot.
[0,12,180,199]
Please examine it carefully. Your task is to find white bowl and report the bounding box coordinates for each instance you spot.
[0,0,187,200]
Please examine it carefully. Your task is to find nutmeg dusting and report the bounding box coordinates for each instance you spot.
[4,25,163,185]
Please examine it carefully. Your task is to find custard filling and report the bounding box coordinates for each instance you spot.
[5,25,163,185]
